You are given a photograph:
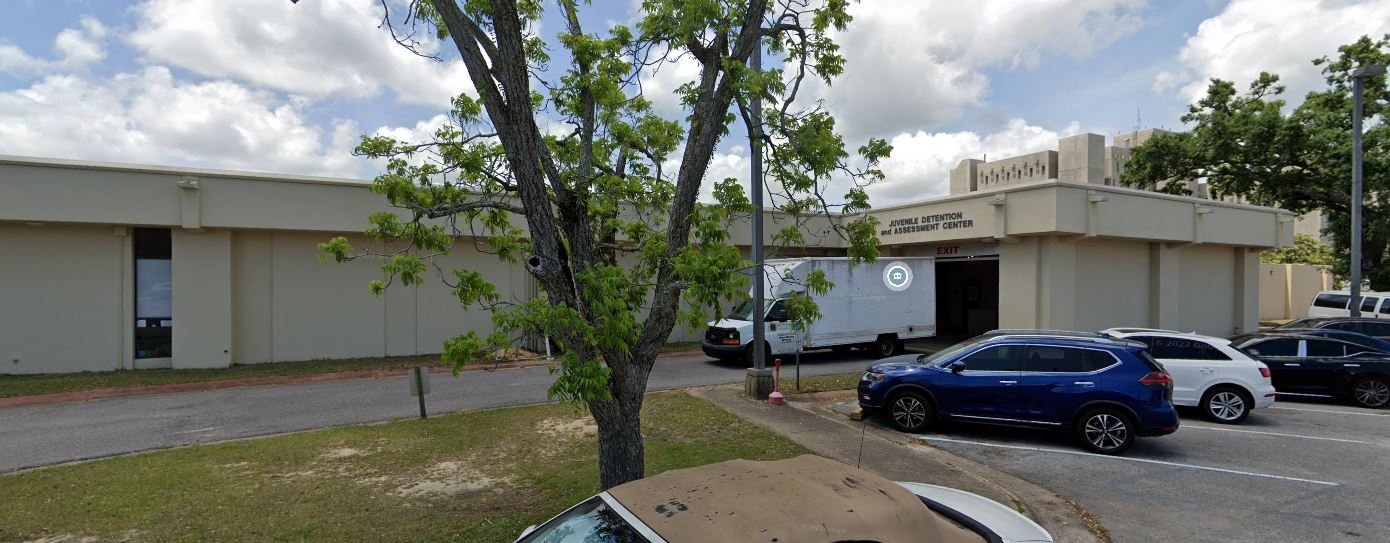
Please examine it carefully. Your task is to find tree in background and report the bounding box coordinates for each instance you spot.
[1121,35,1388,290]
[317,0,887,489]
[1261,234,1340,283]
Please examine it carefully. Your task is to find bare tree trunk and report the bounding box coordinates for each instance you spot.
[589,383,646,489]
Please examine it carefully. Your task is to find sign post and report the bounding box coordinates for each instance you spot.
[409,366,431,420]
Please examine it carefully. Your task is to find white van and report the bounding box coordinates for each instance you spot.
[1308,290,1390,319]
[701,257,936,361]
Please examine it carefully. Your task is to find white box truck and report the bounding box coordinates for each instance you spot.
[701,257,936,361]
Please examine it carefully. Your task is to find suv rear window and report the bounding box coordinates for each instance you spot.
[1020,346,1116,373]
[1306,339,1347,357]
[1314,293,1350,309]
[1361,321,1390,337]
[1147,337,1231,361]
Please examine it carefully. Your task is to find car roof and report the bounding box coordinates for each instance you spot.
[1101,328,1231,344]
[979,329,1144,349]
[606,455,984,543]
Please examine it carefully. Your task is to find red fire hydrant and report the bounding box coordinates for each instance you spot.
[767,357,786,406]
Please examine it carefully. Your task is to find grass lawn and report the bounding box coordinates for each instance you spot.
[780,372,860,394]
[0,342,705,399]
[0,391,809,542]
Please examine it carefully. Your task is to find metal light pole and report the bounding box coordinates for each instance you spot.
[1350,63,1386,316]
[744,42,773,399]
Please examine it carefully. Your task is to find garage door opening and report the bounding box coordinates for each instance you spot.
[934,258,999,340]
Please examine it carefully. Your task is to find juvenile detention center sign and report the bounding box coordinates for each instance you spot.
[880,212,974,237]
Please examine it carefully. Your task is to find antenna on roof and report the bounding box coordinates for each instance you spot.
[1135,107,1143,133]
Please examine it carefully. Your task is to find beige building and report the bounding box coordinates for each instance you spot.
[1,154,1295,375]
[949,129,1327,237]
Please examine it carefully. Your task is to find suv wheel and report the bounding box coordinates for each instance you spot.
[1076,408,1135,455]
[873,335,901,358]
[1352,377,1390,408]
[886,391,933,433]
[1201,387,1251,424]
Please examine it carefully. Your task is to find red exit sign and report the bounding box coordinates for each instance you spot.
[935,246,960,255]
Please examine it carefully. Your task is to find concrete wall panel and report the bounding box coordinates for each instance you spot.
[1073,240,1150,331]
[270,232,386,361]
[0,224,125,374]
[171,229,233,369]
[1178,245,1237,336]
[232,231,274,364]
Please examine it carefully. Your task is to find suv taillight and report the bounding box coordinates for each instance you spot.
[1139,371,1173,388]
[1259,367,1271,378]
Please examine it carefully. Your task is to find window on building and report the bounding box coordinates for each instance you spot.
[134,228,172,359]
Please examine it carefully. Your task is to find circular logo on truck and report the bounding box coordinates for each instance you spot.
[883,261,913,291]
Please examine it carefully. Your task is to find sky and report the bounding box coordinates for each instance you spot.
[1,0,1387,207]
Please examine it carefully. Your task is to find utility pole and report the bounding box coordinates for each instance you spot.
[1350,63,1386,316]
[744,42,773,400]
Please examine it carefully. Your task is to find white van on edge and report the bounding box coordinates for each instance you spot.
[1308,290,1390,319]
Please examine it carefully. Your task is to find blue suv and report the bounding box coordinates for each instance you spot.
[859,331,1179,454]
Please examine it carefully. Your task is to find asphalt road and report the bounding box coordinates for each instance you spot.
[0,349,890,473]
[889,399,1390,543]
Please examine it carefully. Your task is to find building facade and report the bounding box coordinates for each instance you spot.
[948,128,1327,237]
[1,155,1295,374]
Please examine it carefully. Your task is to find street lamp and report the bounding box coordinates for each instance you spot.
[1350,63,1385,317]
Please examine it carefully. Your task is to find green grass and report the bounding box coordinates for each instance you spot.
[780,372,860,394]
[0,342,704,399]
[0,391,810,543]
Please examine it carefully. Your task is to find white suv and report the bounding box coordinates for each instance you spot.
[1101,328,1276,424]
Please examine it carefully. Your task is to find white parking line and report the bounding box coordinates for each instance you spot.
[1182,424,1378,445]
[914,436,1340,487]
[1270,406,1390,418]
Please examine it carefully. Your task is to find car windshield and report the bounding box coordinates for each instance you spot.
[727,299,774,321]
[520,496,649,543]
[918,337,988,366]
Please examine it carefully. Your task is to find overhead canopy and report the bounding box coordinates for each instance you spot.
[607,454,984,543]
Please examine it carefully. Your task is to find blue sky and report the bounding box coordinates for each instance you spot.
[1,0,1386,205]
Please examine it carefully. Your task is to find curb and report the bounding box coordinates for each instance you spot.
[0,349,708,409]
[0,361,547,409]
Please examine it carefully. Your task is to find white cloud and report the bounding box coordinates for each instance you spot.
[0,16,107,75]
[639,53,701,119]
[126,0,473,107]
[1157,0,1390,105]
[802,0,1147,142]
[0,66,368,177]
[867,119,1080,204]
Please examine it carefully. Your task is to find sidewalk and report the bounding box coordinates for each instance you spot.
[0,349,707,409]
[690,386,1106,543]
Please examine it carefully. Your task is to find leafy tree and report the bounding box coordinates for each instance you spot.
[1261,233,1338,268]
[316,0,887,489]
[1121,35,1388,289]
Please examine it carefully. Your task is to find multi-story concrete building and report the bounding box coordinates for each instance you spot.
[949,128,1327,237]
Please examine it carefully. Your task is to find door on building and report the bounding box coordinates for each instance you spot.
[133,228,172,369]
[934,258,999,340]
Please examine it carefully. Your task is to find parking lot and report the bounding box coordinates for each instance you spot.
[878,397,1390,542]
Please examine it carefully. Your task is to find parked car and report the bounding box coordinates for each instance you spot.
[1101,328,1275,424]
[1229,333,1390,408]
[1307,290,1390,319]
[1275,317,1390,340]
[1268,328,1390,353]
[859,330,1179,454]
[515,455,1053,543]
